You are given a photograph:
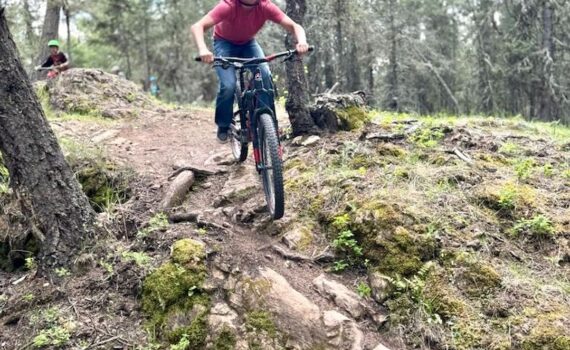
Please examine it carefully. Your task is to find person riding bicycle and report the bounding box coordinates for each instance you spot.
[35,40,69,79]
[191,0,309,143]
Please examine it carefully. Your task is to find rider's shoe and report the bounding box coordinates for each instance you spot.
[217,127,229,144]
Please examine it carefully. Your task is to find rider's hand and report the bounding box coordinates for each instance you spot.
[296,43,309,55]
[199,49,214,64]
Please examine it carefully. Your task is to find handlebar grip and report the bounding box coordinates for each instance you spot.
[308,46,315,52]
[195,57,202,62]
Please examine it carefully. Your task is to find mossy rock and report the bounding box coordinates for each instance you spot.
[521,322,570,350]
[336,106,370,131]
[458,261,502,296]
[142,239,208,344]
[171,239,206,266]
[339,202,438,276]
[76,163,131,213]
[214,326,237,350]
[422,273,466,320]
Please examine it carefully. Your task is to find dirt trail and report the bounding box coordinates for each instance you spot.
[84,108,385,348]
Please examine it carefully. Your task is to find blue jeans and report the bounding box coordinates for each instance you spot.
[213,39,274,129]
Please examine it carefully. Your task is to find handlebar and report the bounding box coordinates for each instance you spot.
[195,46,314,65]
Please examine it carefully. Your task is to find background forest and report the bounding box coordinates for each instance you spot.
[2,0,570,124]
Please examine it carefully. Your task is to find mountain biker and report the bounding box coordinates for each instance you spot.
[191,0,309,143]
[35,40,69,79]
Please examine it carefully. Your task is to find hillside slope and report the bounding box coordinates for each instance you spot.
[1,70,569,350]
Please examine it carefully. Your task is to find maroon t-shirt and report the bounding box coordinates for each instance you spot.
[208,0,286,45]
[41,52,68,68]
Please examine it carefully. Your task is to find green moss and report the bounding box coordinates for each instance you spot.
[521,323,570,350]
[341,202,438,276]
[376,143,408,158]
[214,326,237,350]
[477,181,537,217]
[245,310,277,338]
[460,261,502,296]
[165,309,209,347]
[171,239,206,266]
[142,240,209,343]
[337,106,370,131]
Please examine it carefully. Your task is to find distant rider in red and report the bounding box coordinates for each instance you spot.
[35,40,69,79]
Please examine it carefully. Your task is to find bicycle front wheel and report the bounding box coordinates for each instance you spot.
[258,113,285,220]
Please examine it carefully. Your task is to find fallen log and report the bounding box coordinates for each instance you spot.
[160,170,195,210]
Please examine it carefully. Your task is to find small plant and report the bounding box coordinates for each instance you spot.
[196,228,207,236]
[170,334,190,350]
[497,184,517,210]
[562,169,570,180]
[412,128,445,148]
[137,212,169,237]
[332,260,349,272]
[356,282,372,298]
[332,230,363,257]
[498,141,520,155]
[514,159,535,180]
[32,326,70,348]
[513,215,556,238]
[99,260,114,274]
[122,251,151,267]
[543,163,554,177]
[55,267,70,278]
[25,257,37,270]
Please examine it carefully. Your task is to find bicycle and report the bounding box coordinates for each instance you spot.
[196,46,314,220]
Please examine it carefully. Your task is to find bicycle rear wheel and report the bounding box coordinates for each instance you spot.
[258,113,285,219]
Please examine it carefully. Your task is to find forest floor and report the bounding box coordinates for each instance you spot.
[1,69,569,350]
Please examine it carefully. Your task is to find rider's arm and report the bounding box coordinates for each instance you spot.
[56,53,69,71]
[190,15,216,63]
[278,16,309,54]
[40,56,54,68]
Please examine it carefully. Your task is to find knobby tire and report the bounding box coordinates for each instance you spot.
[259,113,285,220]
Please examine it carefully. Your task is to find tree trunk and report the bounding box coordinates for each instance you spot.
[31,0,61,81]
[63,1,71,62]
[537,0,557,121]
[387,0,399,111]
[335,0,345,90]
[0,8,94,273]
[284,0,318,136]
[22,0,36,66]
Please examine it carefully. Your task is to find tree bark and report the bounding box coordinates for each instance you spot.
[63,1,72,62]
[284,0,318,136]
[386,0,399,111]
[537,0,557,121]
[0,8,94,273]
[31,0,61,81]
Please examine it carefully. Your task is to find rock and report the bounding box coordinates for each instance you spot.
[219,166,259,203]
[160,170,195,209]
[282,226,313,251]
[322,310,364,350]
[91,129,120,143]
[208,303,239,333]
[205,151,235,166]
[164,304,207,337]
[292,136,304,146]
[233,267,325,348]
[373,343,392,350]
[313,274,366,319]
[368,272,392,303]
[301,135,321,147]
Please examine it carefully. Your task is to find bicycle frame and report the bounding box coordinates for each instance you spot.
[233,64,278,171]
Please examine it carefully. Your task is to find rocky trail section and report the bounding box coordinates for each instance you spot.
[1,75,393,349]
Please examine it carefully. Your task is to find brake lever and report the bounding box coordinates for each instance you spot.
[281,51,295,63]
